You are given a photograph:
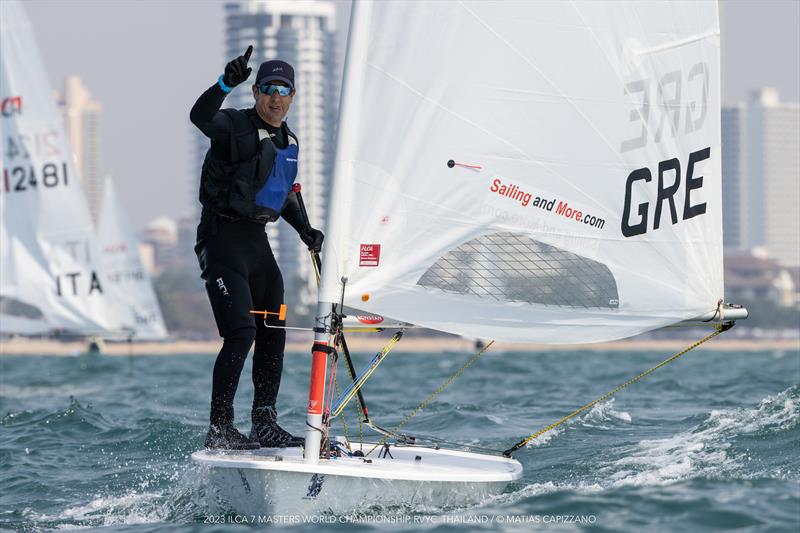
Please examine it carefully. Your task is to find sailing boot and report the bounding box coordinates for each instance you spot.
[205,423,260,450]
[250,406,304,448]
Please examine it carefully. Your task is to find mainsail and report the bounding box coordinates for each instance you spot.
[97,177,167,340]
[0,0,110,334]
[320,0,724,343]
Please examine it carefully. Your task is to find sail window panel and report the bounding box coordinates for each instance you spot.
[417,232,619,309]
[0,296,45,320]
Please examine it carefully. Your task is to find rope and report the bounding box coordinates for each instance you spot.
[332,365,367,452]
[365,340,495,456]
[502,323,732,457]
[333,374,351,446]
[331,332,403,418]
[321,349,339,455]
[338,333,366,450]
[355,385,365,451]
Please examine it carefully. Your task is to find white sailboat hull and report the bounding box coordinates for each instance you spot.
[192,443,521,516]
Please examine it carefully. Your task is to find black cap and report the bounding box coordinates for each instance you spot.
[255,60,294,89]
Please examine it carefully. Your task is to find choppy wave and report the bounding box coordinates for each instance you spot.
[582,398,632,426]
[522,398,631,449]
[1,351,797,532]
[0,383,106,400]
[55,491,165,527]
[2,397,115,433]
[605,385,799,487]
[26,462,214,530]
[494,386,800,510]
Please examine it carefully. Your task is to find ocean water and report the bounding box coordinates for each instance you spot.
[0,342,798,532]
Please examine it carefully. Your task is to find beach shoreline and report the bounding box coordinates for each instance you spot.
[1,336,797,356]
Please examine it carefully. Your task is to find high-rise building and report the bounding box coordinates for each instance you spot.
[57,75,103,224]
[747,89,800,267]
[721,105,746,249]
[190,0,339,316]
[722,88,800,267]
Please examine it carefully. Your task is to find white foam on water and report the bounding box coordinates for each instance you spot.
[478,479,605,511]
[602,386,799,488]
[436,359,456,372]
[523,425,564,448]
[0,384,105,400]
[35,463,214,529]
[54,490,166,527]
[522,399,632,449]
[512,480,604,499]
[582,399,632,426]
[487,414,505,425]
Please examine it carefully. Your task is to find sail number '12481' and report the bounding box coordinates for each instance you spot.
[2,162,69,193]
[621,147,710,238]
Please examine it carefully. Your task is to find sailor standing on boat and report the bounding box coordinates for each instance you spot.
[190,46,324,449]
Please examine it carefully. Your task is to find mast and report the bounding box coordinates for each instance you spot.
[304,0,373,464]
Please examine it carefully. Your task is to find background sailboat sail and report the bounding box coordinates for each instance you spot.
[321,0,724,343]
[97,177,167,340]
[0,0,110,334]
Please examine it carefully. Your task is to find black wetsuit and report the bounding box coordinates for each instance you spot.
[190,83,306,428]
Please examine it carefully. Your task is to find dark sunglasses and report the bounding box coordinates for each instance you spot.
[258,84,292,96]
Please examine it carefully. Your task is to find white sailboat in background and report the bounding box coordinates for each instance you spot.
[199,0,747,515]
[97,177,167,340]
[0,0,110,336]
[0,0,166,341]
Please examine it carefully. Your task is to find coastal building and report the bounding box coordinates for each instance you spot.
[138,243,156,276]
[789,267,800,308]
[56,75,103,225]
[747,89,800,268]
[724,249,796,308]
[205,0,340,316]
[722,89,800,267]
[139,216,178,275]
[190,129,206,221]
[721,105,746,249]
[175,216,197,266]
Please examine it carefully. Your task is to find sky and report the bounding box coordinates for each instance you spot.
[20,0,800,231]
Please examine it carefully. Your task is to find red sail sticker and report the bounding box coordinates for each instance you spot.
[356,315,384,325]
[359,244,381,267]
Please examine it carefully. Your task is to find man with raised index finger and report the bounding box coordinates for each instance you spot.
[190,45,324,450]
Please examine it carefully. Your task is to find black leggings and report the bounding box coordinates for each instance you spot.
[196,218,286,427]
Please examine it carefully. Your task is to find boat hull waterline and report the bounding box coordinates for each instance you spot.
[192,443,522,515]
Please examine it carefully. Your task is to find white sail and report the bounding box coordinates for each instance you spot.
[97,177,167,340]
[0,0,110,334]
[321,0,723,343]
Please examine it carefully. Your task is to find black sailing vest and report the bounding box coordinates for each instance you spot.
[199,108,299,223]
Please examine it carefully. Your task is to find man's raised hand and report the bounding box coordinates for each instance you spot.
[223,45,253,88]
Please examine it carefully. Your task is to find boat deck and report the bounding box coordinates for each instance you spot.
[192,442,522,482]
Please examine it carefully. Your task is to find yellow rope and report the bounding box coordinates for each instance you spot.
[332,374,350,446]
[334,366,366,451]
[331,333,402,418]
[503,324,728,456]
[366,340,495,456]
